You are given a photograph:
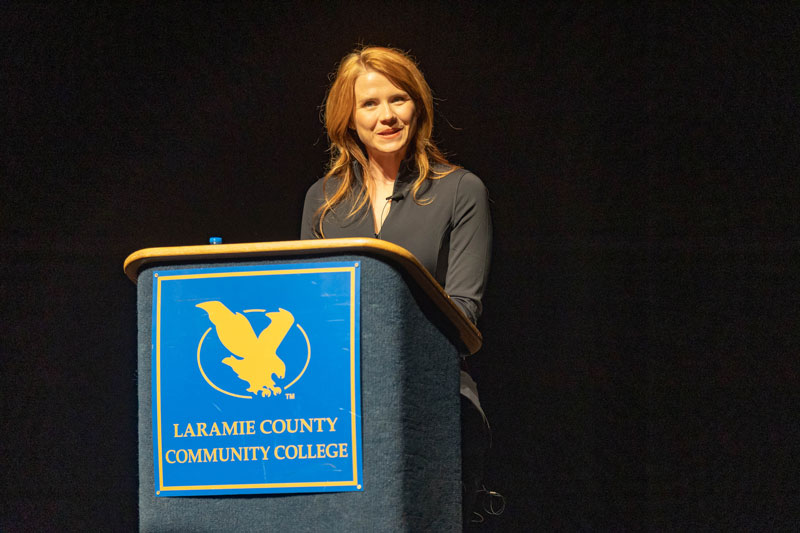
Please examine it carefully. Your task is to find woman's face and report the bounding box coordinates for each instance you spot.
[352,70,416,160]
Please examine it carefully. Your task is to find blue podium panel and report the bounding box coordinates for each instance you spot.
[150,262,362,496]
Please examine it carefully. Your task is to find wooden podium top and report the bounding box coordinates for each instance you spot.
[124,238,481,353]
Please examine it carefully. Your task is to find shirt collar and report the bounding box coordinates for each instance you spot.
[352,157,417,199]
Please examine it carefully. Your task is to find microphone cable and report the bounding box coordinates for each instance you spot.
[374,192,403,239]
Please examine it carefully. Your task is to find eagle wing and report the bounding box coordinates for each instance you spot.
[196,301,258,358]
[257,308,294,354]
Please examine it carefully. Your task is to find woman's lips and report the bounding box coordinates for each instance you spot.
[378,128,402,137]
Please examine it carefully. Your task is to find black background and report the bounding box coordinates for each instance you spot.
[3,3,798,531]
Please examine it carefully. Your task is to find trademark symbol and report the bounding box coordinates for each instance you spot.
[286,393,295,399]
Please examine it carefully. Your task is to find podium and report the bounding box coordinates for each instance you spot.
[124,238,481,532]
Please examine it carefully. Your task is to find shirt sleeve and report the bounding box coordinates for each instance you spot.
[300,180,324,240]
[445,172,492,324]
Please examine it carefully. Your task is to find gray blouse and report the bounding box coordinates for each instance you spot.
[301,163,491,324]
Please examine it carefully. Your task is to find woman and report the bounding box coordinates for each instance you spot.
[301,46,490,324]
[300,46,492,523]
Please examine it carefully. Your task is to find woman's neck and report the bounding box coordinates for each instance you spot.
[365,149,406,186]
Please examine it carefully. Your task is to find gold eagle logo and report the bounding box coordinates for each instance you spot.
[196,301,293,397]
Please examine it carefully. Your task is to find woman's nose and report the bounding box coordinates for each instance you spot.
[379,102,396,123]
